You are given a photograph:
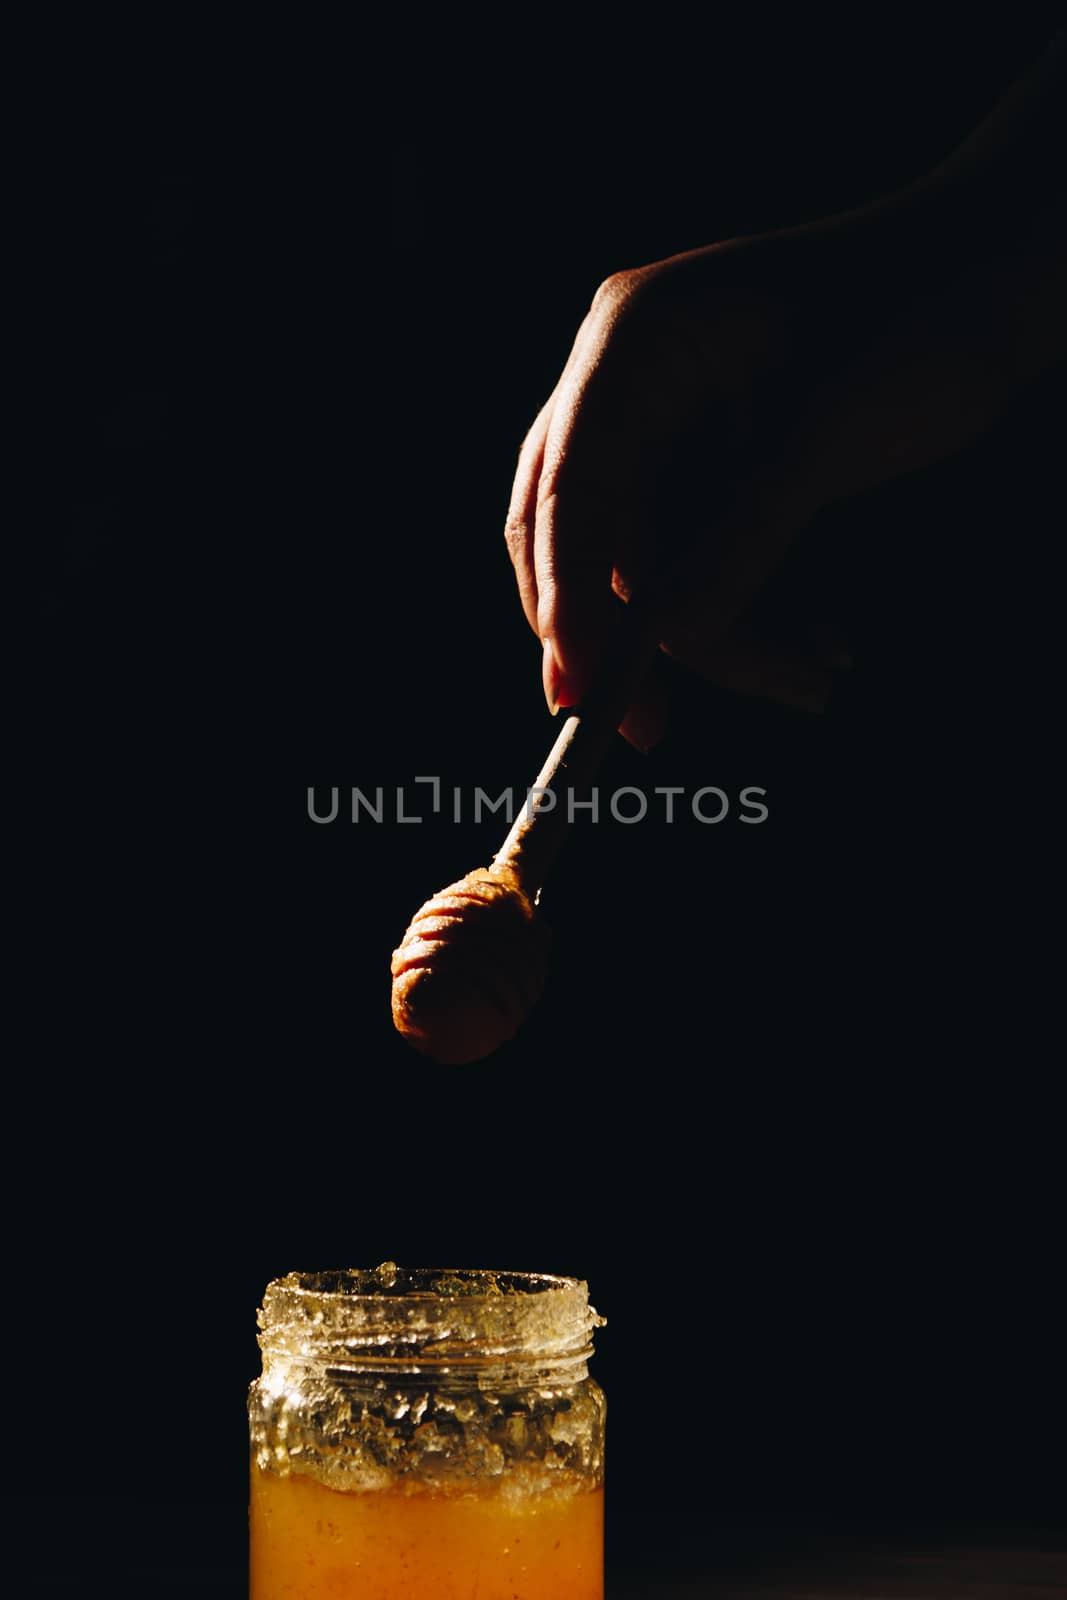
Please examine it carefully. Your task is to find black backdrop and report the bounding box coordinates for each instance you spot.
[20,12,1065,1592]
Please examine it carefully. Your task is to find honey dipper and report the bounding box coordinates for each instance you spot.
[391,602,660,1064]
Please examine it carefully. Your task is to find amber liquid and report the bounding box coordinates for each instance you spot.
[250,1463,603,1599]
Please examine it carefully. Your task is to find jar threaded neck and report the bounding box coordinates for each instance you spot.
[258,1264,605,1379]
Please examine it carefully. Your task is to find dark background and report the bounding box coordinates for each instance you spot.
[19,12,1064,1593]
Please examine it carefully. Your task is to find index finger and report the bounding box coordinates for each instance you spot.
[533,368,646,706]
[504,390,557,639]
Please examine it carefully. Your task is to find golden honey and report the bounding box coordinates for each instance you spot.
[250,1465,603,1599]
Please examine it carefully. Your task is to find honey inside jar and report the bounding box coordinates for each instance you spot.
[250,1466,603,1599]
[248,1265,606,1599]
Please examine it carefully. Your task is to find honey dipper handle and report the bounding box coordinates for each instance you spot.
[493,601,661,896]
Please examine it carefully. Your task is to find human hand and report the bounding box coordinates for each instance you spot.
[503,189,1044,746]
[503,234,858,746]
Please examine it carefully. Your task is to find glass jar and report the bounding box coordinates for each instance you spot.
[249,1263,607,1599]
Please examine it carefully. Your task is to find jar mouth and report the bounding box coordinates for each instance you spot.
[258,1263,604,1373]
[277,1265,576,1301]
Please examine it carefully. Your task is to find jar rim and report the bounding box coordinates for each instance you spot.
[257,1263,604,1372]
[271,1265,580,1302]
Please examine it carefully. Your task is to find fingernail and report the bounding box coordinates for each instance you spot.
[542,637,562,715]
[620,712,661,755]
[810,630,854,672]
[803,687,831,715]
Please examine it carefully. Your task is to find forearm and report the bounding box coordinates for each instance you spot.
[558,37,1066,590]
[646,30,1066,400]
[817,29,1066,279]
[734,31,1062,297]
[922,28,1066,229]
[764,32,1067,505]
[777,232,1066,514]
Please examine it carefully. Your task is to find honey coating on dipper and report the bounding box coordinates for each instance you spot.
[391,865,549,1064]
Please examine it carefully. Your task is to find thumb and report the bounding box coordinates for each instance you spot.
[652,472,815,655]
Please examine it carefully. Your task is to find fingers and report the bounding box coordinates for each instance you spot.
[502,308,605,641]
[505,383,623,711]
[618,621,844,753]
[654,471,815,654]
[619,656,675,752]
[506,287,656,711]
[533,481,624,709]
[806,623,854,673]
[504,390,556,639]
[651,477,841,720]
[504,384,622,711]
[507,371,833,729]
[663,622,836,714]
[507,397,639,712]
[533,340,654,707]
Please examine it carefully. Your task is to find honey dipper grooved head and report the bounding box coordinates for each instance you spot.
[390,865,550,1065]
